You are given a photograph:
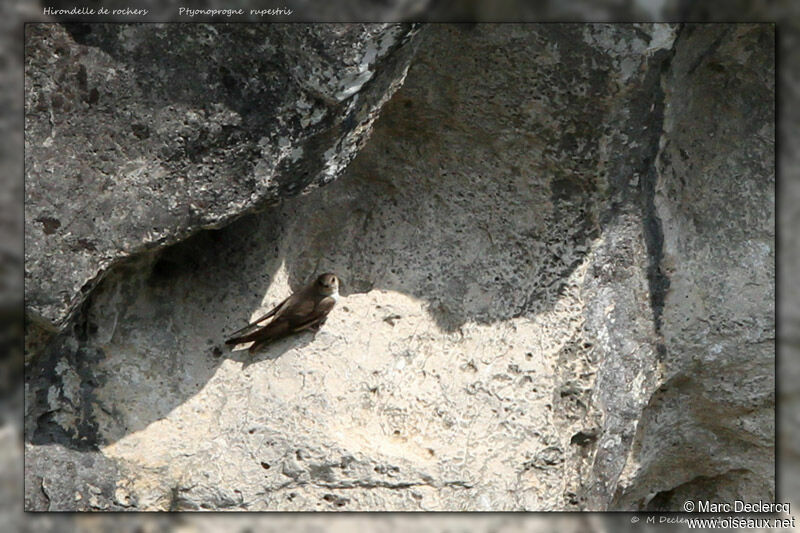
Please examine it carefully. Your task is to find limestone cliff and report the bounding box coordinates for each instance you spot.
[24,23,774,511]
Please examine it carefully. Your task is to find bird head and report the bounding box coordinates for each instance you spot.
[316,273,339,296]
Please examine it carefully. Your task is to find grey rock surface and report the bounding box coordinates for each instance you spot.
[610,24,775,510]
[24,22,419,330]
[665,0,800,518]
[24,443,133,511]
[24,23,774,511]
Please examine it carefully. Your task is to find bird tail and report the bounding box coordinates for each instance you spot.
[224,329,261,345]
[225,320,289,347]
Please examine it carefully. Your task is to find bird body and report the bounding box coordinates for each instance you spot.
[225,273,339,353]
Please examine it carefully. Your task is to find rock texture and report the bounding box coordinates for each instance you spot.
[24,23,774,511]
[610,24,775,510]
[24,22,420,331]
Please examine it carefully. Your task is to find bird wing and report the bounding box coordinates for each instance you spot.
[283,297,316,322]
[287,296,337,332]
[230,316,292,346]
[225,294,292,341]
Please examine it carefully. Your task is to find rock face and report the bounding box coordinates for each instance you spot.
[24,22,420,331]
[610,24,775,510]
[24,23,774,511]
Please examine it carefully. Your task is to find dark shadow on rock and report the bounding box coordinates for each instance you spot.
[60,23,302,138]
[263,24,618,333]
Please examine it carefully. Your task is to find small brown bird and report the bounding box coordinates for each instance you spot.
[225,273,340,354]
